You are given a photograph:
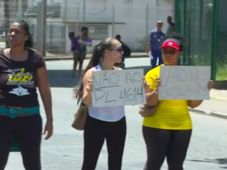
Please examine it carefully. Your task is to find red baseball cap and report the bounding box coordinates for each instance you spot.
[161,39,181,51]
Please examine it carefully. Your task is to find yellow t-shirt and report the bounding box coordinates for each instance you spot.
[143,65,192,130]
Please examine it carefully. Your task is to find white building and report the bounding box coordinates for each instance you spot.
[0,0,174,54]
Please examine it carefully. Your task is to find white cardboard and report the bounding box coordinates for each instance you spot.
[159,66,210,100]
[92,69,145,107]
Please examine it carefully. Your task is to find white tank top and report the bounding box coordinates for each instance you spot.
[88,65,125,122]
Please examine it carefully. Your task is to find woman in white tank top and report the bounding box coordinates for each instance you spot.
[75,37,126,170]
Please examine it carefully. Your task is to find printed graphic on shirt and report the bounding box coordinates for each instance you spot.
[9,85,30,96]
[7,67,34,96]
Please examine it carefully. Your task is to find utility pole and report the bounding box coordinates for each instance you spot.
[17,0,23,19]
[4,0,10,47]
[112,3,115,36]
[83,0,86,22]
[37,0,46,56]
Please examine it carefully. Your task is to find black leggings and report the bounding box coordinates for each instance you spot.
[0,115,42,170]
[82,116,126,170]
[143,126,192,170]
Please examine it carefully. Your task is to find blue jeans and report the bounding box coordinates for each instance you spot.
[0,115,42,170]
[151,50,163,68]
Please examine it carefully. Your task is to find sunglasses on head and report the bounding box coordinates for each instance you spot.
[162,48,178,55]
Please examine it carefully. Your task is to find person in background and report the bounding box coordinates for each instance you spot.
[142,36,213,170]
[75,37,126,170]
[115,34,131,68]
[68,31,79,77]
[166,16,175,36]
[149,20,165,68]
[69,27,92,78]
[0,20,53,170]
[77,27,92,76]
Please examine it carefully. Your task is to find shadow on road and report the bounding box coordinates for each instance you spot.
[189,158,227,169]
[47,70,81,88]
[47,65,151,88]
[215,158,227,169]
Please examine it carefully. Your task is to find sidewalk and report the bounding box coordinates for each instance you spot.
[190,89,227,119]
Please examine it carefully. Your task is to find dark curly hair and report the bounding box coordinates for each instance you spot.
[16,20,33,48]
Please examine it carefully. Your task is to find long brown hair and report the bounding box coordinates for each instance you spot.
[75,37,115,103]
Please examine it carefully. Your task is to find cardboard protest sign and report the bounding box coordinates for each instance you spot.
[159,66,210,99]
[92,69,145,107]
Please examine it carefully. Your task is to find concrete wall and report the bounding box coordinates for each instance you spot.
[0,0,174,53]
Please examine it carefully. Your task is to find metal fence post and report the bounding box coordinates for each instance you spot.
[211,0,218,80]
[36,0,46,57]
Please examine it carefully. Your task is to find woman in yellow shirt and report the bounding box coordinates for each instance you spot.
[142,37,212,170]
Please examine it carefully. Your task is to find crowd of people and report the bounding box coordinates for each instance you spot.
[0,17,213,170]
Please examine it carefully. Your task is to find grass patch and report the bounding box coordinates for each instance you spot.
[216,64,227,80]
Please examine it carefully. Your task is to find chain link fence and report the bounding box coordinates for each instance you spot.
[0,0,173,57]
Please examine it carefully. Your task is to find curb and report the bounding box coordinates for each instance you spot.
[190,108,227,120]
[210,90,227,101]
[211,96,227,101]
[45,57,72,61]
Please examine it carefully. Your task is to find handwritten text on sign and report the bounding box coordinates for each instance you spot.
[92,69,145,107]
[159,66,210,100]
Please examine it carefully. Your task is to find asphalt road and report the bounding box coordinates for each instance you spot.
[5,58,227,170]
